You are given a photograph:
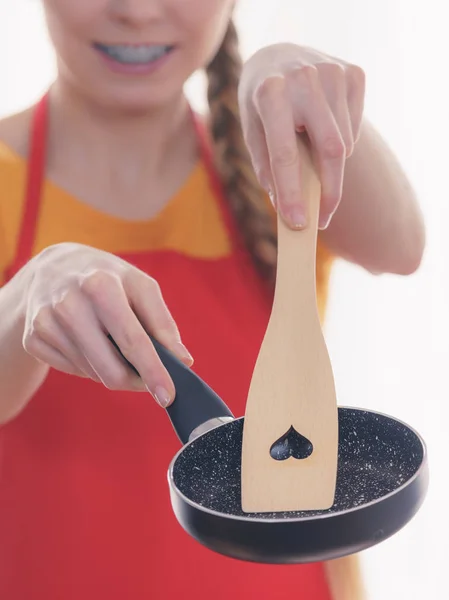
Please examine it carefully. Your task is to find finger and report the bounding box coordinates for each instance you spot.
[240,104,275,203]
[23,334,87,378]
[52,286,145,392]
[345,64,366,143]
[124,271,194,367]
[254,74,305,229]
[27,305,101,382]
[317,63,354,156]
[291,69,346,228]
[80,270,175,407]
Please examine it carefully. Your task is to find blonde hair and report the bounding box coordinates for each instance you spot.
[205,18,366,600]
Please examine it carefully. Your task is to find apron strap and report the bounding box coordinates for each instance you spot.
[190,111,245,254]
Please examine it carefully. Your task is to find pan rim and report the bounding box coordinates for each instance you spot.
[167,405,428,523]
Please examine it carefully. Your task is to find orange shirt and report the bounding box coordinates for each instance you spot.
[0,138,334,600]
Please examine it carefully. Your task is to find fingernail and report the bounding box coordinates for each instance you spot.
[149,385,172,408]
[319,214,332,230]
[284,207,307,229]
[268,189,277,208]
[176,342,194,366]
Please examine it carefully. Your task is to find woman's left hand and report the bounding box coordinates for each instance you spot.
[238,43,366,230]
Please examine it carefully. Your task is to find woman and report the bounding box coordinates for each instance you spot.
[0,1,424,599]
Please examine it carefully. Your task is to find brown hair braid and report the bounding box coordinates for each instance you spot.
[205,19,277,286]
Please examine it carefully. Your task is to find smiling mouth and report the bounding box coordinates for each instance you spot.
[93,43,174,64]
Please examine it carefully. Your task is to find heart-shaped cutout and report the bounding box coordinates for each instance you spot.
[270,426,313,461]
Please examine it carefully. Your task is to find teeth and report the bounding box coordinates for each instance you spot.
[97,44,170,64]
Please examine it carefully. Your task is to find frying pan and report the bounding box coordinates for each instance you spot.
[111,335,429,564]
[110,136,428,563]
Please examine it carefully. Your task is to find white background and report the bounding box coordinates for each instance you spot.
[0,1,447,598]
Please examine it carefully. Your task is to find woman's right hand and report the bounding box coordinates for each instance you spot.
[19,243,193,407]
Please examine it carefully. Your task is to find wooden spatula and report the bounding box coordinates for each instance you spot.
[241,135,338,513]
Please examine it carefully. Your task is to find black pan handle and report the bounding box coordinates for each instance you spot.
[108,334,234,444]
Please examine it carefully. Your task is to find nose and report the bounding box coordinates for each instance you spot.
[109,0,164,27]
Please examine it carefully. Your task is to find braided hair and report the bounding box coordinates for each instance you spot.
[205,19,277,286]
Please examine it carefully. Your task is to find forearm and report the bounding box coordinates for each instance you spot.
[321,120,425,275]
[0,275,49,425]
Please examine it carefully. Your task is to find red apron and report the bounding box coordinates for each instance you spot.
[0,94,331,600]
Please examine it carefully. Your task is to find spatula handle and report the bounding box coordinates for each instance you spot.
[274,136,321,317]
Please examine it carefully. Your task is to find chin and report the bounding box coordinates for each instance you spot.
[91,79,185,114]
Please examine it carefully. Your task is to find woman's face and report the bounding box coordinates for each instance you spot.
[43,0,234,111]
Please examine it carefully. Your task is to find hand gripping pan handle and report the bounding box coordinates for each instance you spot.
[108,334,233,444]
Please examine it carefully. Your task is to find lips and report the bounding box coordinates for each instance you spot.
[93,43,173,64]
